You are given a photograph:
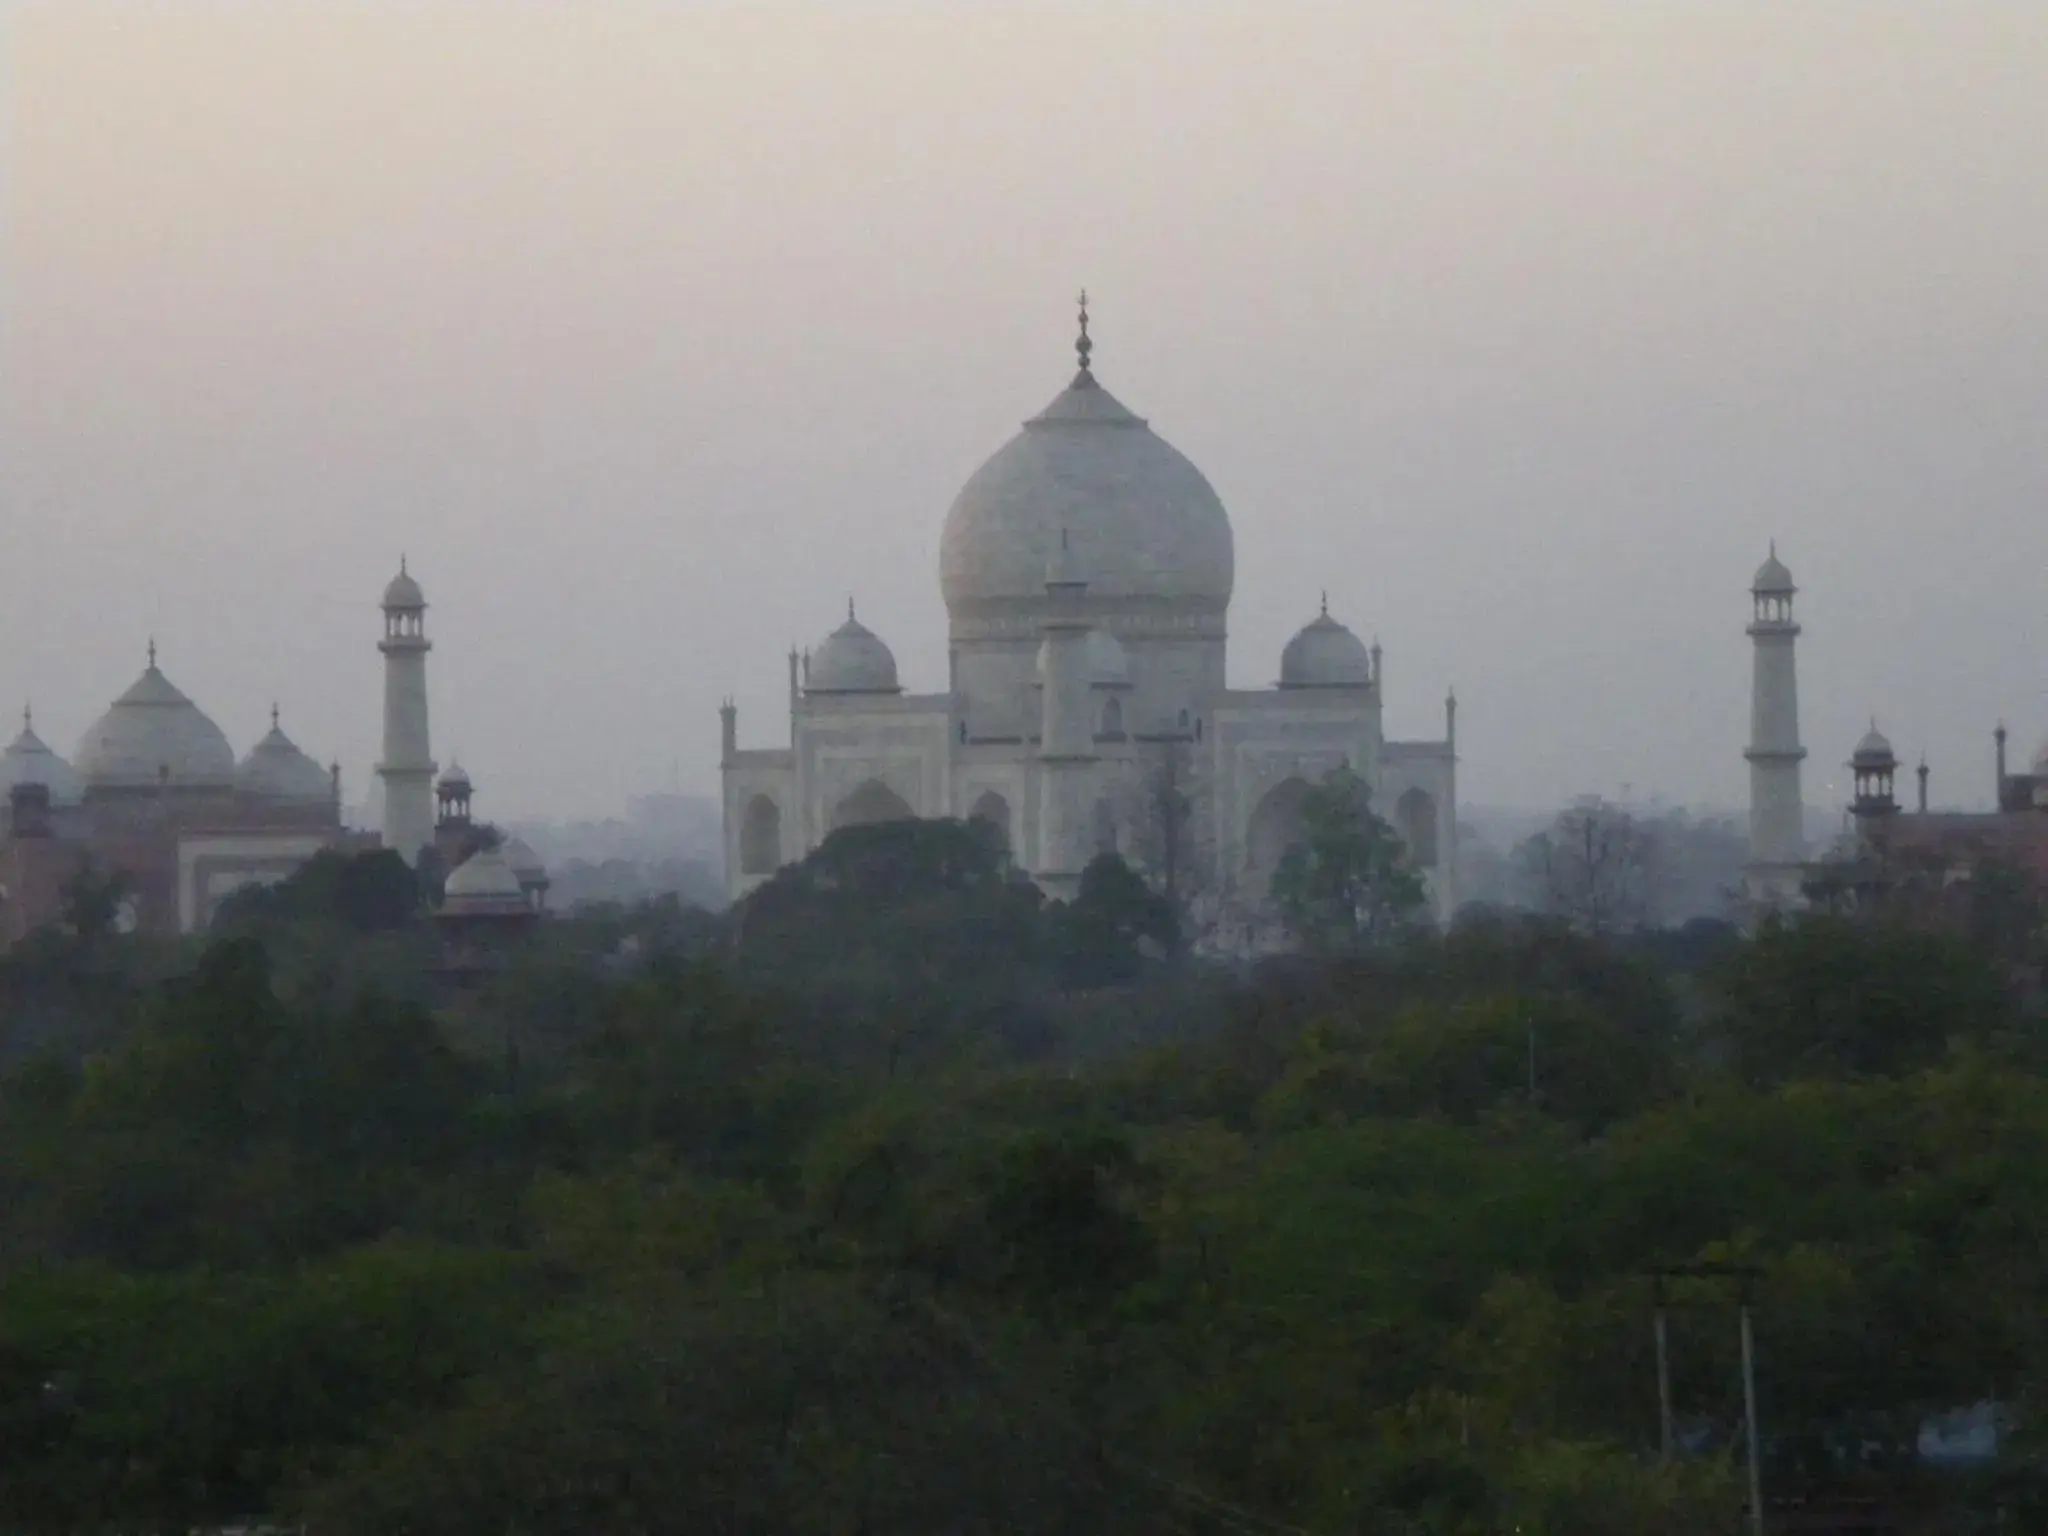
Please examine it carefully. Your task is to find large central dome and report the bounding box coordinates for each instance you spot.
[939,335,1235,622]
[75,656,237,792]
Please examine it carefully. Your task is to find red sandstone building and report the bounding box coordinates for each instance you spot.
[0,657,362,946]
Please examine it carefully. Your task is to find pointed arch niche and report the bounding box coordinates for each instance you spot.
[831,778,915,833]
[1245,776,1314,892]
[968,790,1013,855]
[740,795,783,875]
[1395,786,1438,868]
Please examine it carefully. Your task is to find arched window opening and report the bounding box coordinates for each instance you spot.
[831,779,915,833]
[740,795,782,875]
[969,790,1013,855]
[1093,798,1120,857]
[1245,777,1313,893]
[1396,786,1438,868]
[1099,697,1124,738]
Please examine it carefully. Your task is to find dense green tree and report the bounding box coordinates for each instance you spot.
[1270,767,1426,952]
[56,861,130,945]
[1711,914,2012,1084]
[3,841,2047,1532]
[1051,852,1178,987]
[211,848,421,934]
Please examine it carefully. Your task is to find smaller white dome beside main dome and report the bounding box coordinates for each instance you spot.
[237,710,333,803]
[806,606,901,694]
[1,710,84,806]
[1280,606,1374,689]
[75,656,237,791]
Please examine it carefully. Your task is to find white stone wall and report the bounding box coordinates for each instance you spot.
[952,751,1036,860]
[722,630,1462,927]
[952,627,1224,744]
[177,831,337,933]
[1209,689,1383,885]
[721,751,797,902]
[1380,741,1458,924]
[793,695,954,850]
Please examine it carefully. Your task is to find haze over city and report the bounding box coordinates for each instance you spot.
[5,4,2046,821]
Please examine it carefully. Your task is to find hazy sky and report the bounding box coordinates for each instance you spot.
[5,4,2046,821]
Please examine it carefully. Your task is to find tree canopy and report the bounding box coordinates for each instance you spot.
[1270,766,1427,952]
[0,826,2045,1533]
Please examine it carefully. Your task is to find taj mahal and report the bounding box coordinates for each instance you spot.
[721,300,1460,926]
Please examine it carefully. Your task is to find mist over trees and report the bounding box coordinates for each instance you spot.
[1459,798,1749,931]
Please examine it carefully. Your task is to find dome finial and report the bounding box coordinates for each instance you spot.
[1075,288,1093,378]
[147,637,157,670]
[21,702,30,732]
[271,701,280,730]
[847,596,856,623]
[1319,590,1328,617]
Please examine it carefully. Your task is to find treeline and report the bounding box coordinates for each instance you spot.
[0,822,2044,1532]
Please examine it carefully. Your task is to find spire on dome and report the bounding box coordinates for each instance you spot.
[1319,590,1329,617]
[271,702,280,730]
[147,637,157,669]
[1073,288,1094,385]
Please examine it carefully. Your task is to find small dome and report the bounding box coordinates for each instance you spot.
[806,606,900,694]
[438,760,472,793]
[382,561,425,610]
[1280,607,1374,689]
[440,845,532,917]
[75,656,237,791]
[236,710,333,802]
[0,709,84,806]
[502,835,549,885]
[1852,722,1896,767]
[1752,545,1795,595]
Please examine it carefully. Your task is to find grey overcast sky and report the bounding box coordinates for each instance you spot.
[4,4,2046,821]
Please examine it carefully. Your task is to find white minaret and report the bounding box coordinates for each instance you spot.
[376,559,437,864]
[1034,530,1098,899]
[1744,543,1806,911]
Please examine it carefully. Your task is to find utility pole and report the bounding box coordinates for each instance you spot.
[1740,1285,1765,1536]
[1647,1261,1767,1535]
[1653,1275,1674,1463]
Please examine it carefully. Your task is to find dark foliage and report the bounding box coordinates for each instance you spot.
[0,842,2043,1532]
